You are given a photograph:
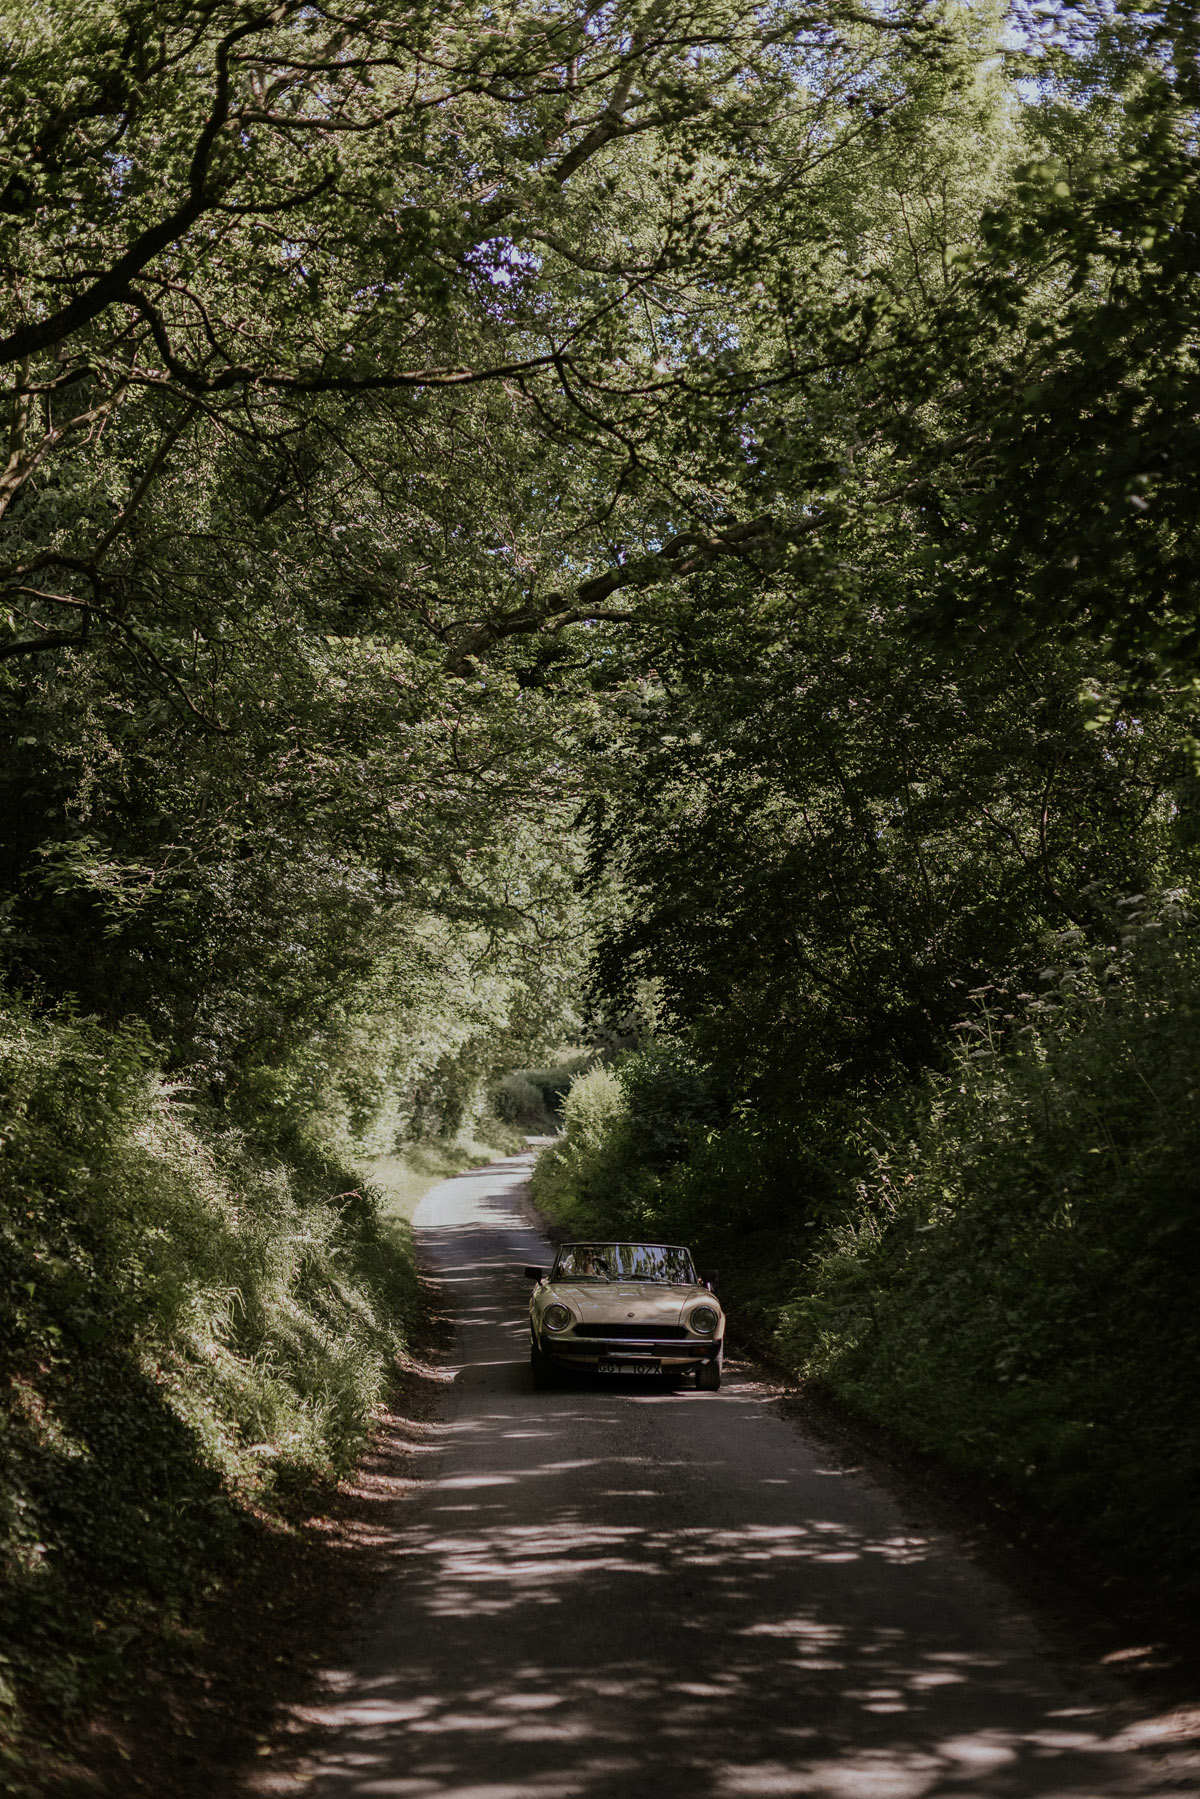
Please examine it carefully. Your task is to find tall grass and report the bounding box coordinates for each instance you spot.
[0,994,416,1762]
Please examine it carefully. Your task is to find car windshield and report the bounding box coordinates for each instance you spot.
[552,1243,696,1284]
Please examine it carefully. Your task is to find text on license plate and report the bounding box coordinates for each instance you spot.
[599,1359,661,1376]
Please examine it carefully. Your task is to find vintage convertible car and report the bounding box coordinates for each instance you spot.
[524,1241,724,1390]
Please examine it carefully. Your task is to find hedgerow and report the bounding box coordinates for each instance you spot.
[0,992,416,1774]
[780,897,1200,1595]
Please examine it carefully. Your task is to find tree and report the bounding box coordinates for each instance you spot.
[0,0,961,1104]
[0,0,942,676]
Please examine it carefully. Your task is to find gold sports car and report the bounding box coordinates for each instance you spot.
[524,1241,725,1390]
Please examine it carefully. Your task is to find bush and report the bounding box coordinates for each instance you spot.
[494,1072,550,1128]
[0,993,415,1752]
[494,1053,597,1132]
[779,897,1200,1597]
[530,1063,639,1226]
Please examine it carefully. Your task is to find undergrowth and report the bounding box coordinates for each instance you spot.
[782,897,1200,1599]
[0,994,418,1785]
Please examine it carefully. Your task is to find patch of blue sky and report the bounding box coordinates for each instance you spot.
[465,236,544,288]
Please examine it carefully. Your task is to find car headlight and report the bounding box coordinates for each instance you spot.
[543,1303,573,1332]
[689,1305,719,1336]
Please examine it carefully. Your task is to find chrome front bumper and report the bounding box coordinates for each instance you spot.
[541,1334,721,1367]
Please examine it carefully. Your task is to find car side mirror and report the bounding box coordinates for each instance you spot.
[701,1269,718,1289]
[523,1265,545,1281]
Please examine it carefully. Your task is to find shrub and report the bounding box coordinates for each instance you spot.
[530,1062,640,1228]
[494,1053,599,1133]
[779,897,1200,1596]
[494,1072,549,1128]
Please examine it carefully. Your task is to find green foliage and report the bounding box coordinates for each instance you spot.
[530,1063,634,1228]
[0,991,415,1748]
[904,8,1200,671]
[0,0,944,702]
[496,1053,597,1129]
[494,1073,549,1129]
[779,896,1200,1595]
[3,0,1200,1763]
[587,600,1183,1099]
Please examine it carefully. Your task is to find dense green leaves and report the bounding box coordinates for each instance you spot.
[585,586,1184,1105]
[781,898,1200,1597]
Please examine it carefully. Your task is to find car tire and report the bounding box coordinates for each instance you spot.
[696,1351,722,1392]
[531,1337,556,1390]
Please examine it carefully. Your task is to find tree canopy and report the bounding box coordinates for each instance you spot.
[0,0,1194,1106]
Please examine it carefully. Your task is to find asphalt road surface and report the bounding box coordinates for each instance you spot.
[283,1155,1186,1798]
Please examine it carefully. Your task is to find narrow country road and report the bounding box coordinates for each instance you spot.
[267,1155,1187,1798]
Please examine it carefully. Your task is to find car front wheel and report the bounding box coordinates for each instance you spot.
[696,1351,722,1392]
[531,1336,557,1390]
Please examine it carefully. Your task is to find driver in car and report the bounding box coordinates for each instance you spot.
[570,1245,608,1278]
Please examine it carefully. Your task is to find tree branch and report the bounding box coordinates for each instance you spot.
[0,628,88,660]
[127,286,567,393]
[0,9,289,366]
[92,402,199,564]
[1,584,227,730]
[445,515,776,670]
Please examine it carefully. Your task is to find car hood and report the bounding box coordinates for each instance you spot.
[546,1282,711,1326]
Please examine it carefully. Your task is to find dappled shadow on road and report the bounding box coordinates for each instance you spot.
[257,1205,1172,1799]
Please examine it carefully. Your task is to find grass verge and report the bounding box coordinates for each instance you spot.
[0,995,433,1794]
[369,1127,525,1229]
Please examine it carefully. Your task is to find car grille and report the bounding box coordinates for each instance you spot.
[571,1323,690,1340]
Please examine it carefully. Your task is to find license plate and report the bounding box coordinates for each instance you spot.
[599,1359,661,1376]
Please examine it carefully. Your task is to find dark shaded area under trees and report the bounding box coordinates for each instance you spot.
[1,0,1199,1778]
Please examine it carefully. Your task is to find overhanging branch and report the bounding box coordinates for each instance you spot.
[445,514,776,670]
[0,9,289,366]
